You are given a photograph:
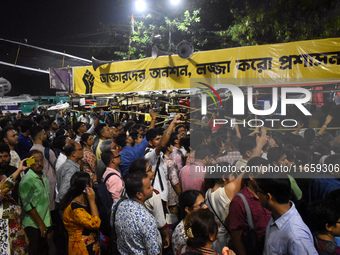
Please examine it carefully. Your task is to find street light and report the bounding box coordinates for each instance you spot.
[170,0,180,6]
[135,0,147,12]
[134,0,179,51]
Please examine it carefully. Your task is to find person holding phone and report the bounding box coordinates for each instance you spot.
[60,172,101,255]
[19,150,51,255]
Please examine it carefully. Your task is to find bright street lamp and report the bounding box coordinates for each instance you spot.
[134,0,180,51]
[170,0,180,6]
[135,0,147,12]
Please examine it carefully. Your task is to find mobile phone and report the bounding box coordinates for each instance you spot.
[27,156,35,167]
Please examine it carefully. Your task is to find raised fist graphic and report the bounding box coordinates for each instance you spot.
[83,70,95,94]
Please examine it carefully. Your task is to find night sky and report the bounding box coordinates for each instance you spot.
[1,0,131,96]
[1,0,127,57]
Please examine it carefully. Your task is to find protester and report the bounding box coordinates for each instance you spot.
[1,127,21,168]
[227,157,271,255]
[101,149,123,202]
[0,143,22,201]
[19,150,51,255]
[169,131,184,170]
[172,190,208,254]
[53,135,70,172]
[30,126,57,211]
[17,119,34,160]
[118,109,156,176]
[93,124,112,161]
[81,133,97,180]
[128,157,170,249]
[1,96,339,255]
[178,209,235,255]
[180,144,212,194]
[164,141,182,210]
[215,135,242,165]
[306,199,340,255]
[256,173,318,255]
[205,162,245,254]
[95,139,115,184]
[72,117,99,143]
[60,172,101,255]
[56,141,83,203]
[145,113,184,205]
[0,158,28,254]
[113,171,162,254]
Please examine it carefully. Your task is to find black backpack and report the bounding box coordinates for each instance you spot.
[92,173,118,236]
[108,196,127,255]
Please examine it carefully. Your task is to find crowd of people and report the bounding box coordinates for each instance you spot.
[0,103,339,255]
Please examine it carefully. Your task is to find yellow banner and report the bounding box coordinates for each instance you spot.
[73,38,340,94]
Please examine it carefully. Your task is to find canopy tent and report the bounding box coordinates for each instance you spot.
[73,37,340,95]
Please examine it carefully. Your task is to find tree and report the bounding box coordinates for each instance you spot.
[225,0,340,46]
[88,0,340,60]
[89,8,208,60]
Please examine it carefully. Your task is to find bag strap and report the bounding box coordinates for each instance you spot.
[151,155,164,191]
[104,172,126,199]
[44,147,55,169]
[207,192,230,233]
[103,172,119,184]
[236,193,254,230]
[111,197,128,228]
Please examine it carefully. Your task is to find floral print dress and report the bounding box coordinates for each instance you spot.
[0,175,28,255]
[63,201,101,255]
[82,150,97,180]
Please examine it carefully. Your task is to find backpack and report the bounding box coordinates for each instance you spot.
[92,172,118,236]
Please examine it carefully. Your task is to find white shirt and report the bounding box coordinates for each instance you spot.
[145,148,169,202]
[56,153,67,173]
[206,186,231,254]
[55,153,67,203]
[144,191,167,229]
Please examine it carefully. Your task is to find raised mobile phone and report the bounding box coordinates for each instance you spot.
[27,156,35,167]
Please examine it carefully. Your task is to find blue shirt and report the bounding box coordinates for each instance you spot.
[119,137,148,176]
[114,199,161,255]
[309,174,340,203]
[18,133,33,160]
[263,202,318,255]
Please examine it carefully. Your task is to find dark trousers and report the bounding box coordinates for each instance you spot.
[25,227,48,255]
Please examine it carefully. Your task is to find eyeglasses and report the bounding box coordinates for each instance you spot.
[146,165,153,173]
[113,154,121,159]
[33,159,44,165]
